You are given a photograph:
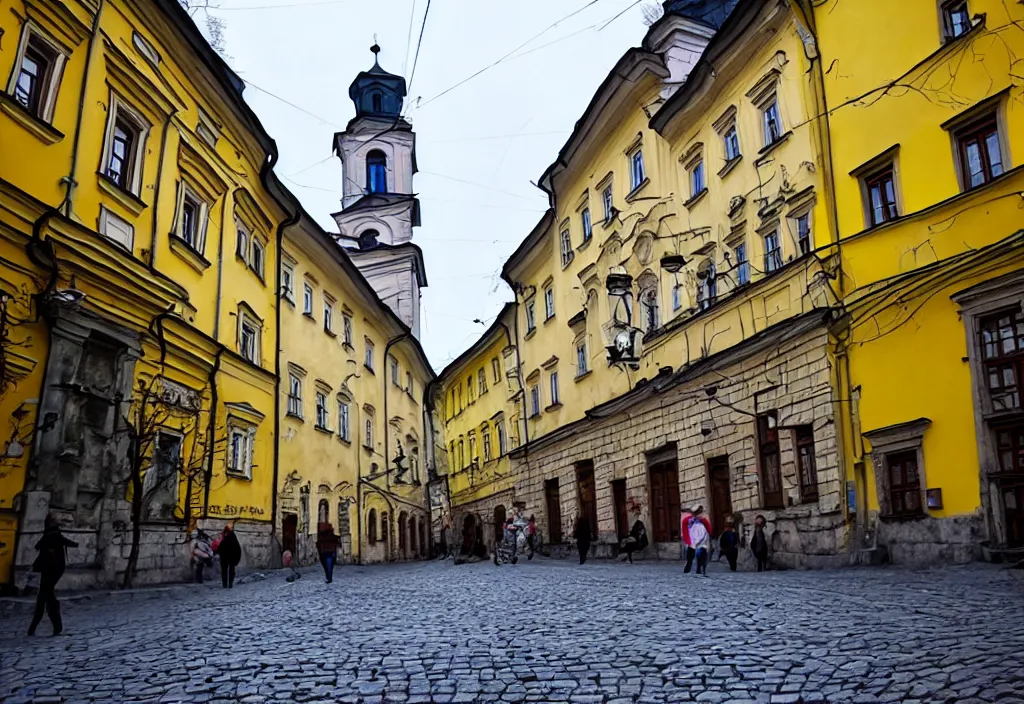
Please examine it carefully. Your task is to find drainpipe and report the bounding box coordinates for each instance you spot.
[382,331,411,561]
[355,399,363,564]
[148,109,180,270]
[63,0,106,217]
[203,347,225,518]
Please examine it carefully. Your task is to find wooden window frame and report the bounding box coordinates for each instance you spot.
[977,307,1024,413]
[315,391,330,431]
[763,228,783,274]
[863,165,900,227]
[954,114,1005,191]
[795,425,819,504]
[941,0,972,41]
[863,418,931,520]
[758,411,784,509]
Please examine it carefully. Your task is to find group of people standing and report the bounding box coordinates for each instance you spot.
[191,525,243,588]
[681,505,770,575]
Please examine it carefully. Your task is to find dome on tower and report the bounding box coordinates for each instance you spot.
[348,44,407,119]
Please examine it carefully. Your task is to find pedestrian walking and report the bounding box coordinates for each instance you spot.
[191,530,214,583]
[681,505,712,576]
[214,524,241,588]
[573,515,591,565]
[526,515,538,559]
[751,514,769,572]
[316,521,339,583]
[719,517,739,572]
[620,517,649,564]
[28,514,78,636]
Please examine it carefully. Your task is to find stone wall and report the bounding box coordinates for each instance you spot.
[449,487,516,555]
[873,512,983,566]
[511,323,851,569]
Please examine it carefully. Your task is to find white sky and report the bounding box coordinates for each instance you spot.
[204,0,650,370]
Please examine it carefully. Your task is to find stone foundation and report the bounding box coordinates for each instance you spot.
[874,512,983,566]
[449,488,516,555]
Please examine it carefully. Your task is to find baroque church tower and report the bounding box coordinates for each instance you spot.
[333,45,427,338]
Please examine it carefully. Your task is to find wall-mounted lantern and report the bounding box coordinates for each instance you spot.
[660,254,687,273]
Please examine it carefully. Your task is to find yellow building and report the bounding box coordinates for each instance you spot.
[0,0,289,589]
[433,303,522,554]
[798,0,1024,561]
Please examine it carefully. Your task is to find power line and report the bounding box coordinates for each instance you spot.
[422,131,565,144]
[406,0,432,97]
[418,170,542,202]
[402,0,418,77]
[414,0,611,110]
[214,0,355,11]
[242,79,344,128]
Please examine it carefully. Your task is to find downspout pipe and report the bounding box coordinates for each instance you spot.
[383,331,412,491]
[64,0,106,217]
[203,347,225,518]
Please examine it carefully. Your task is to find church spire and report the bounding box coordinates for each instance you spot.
[348,43,407,119]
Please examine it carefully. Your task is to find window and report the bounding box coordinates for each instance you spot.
[544,287,555,320]
[979,308,1024,411]
[526,301,536,333]
[303,283,314,316]
[12,31,63,121]
[227,424,256,479]
[576,341,588,376]
[483,429,492,462]
[689,159,706,198]
[364,415,374,449]
[338,400,351,441]
[478,369,487,395]
[956,115,1004,190]
[251,238,265,279]
[942,0,971,40]
[99,207,134,250]
[365,340,375,371]
[371,92,383,113]
[315,392,329,430]
[581,208,592,243]
[236,221,250,259]
[144,432,181,520]
[391,356,400,386]
[318,499,329,525]
[343,314,354,346]
[176,187,207,252]
[467,375,475,403]
[458,439,465,468]
[736,243,750,285]
[762,99,783,147]
[323,296,334,333]
[239,309,261,364]
[886,451,923,517]
[560,229,573,267]
[697,262,716,312]
[640,288,659,332]
[795,425,818,503]
[796,213,812,256]
[282,262,295,303]
[530,385,541,417]
[406,371,414,395]
[672,283,683,311]
[764,229,782,273]
[864,165,899,226]
[995,424,1024,473]
[497,420,507,455]
[469,434,477,463]
[366,150,387,193]
[724,125,741,161]
[287,374,303,417]
[630,149,646,191]
[196,107,219,148]
[758,412,783,509]
[602,185,614,223]
[549,372,560,406]
[492,358,501,384]
[368,508,377,543]
[106,116,140,191]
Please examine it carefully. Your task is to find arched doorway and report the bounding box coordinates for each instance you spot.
[494,505,507,547]
[410,516,418,558]
[398,511,408,558]
[282,514,297,555]
[461,514,476,555]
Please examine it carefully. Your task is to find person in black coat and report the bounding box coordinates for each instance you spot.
[621,518,649,564]
[573,515,591,565]
[719,517,740,572]
[215,525,242,588]
[750,514,769,572]
[28,514,78,636]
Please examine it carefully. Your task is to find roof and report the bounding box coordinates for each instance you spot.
[501,209,555,287]
[345,241,429,288]
[662,0,742,29]
[435,303,516,384]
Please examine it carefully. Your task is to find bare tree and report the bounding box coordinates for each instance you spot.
[177,0,229,59]
[641,2,665,26]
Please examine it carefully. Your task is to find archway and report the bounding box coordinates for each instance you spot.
[461,514,476,555]
[398,511,408,558]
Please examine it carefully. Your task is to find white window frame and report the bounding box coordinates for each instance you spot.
[390,356,401,386]
[496,419,507,455]
[629,148,646,191]
[323,294,334,334]
[315,391,329,430]
[549,371,560,406]
[365,339,375,371]
[576,340,589,376]
[736,241,751,285]
[689,158,706,198]
[560,229,573,267]
[302,283,314,316]
[250,237,266,280]
[287,373,303,418]
[483,428,492,461]
[672,283,683,311]
[492,358,501,384]
[544,287,555,320]
[581,207,592,242]
[238,308,262,365]
[530,384,541,417]
[343,314,354,346]
[478,368,487,395]
[724,124,741,161]
[98,206,135,251]
[227,423,256,479]
[364,414,375,449]
[7,24,67,123]
[602,184,614,223]
[282,261,295,304]
[338,399,351,441]
[526,300,536,332]
[174,182,209,254]
[101,94,150,196]
[762,98,783,147]
[763,227,783,273]
[236,218,251,261]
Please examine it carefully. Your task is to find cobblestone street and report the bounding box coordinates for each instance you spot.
[1,559,1022,703]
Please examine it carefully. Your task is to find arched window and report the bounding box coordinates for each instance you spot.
[358,229,379,249]
[368,508,377,543]
[366,150,387,194]
[318,499,329,525]
[371,92,383,113]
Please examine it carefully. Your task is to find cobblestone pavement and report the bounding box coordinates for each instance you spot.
[1,559,1023,703]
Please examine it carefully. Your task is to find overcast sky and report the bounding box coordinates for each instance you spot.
[203,0,650,370]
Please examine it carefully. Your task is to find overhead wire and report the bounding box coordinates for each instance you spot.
[214,0,355,11]
[406,0,433,98]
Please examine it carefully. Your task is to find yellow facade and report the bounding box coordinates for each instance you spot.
[277,213,433,565]
[801,0,1024,557]
[434,304,521,552]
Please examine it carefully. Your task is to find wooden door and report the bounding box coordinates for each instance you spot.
[493,505,506,546]
[612,479,629,540]
[708,456,732,538]
[576,462,597,540]
[649,461,681,542]
[461,514,475,555]
[545,479,562,543]
[282,513,297,555]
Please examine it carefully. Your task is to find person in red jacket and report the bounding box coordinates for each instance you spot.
[680,505,712,576]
